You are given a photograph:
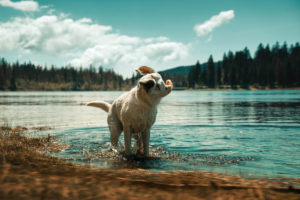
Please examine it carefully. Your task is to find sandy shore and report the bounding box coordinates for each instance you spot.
[0,126,299,200]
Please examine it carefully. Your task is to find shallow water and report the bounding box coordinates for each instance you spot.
[1,90,300,178]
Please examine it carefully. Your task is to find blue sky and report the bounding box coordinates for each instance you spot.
[0,0,299,77]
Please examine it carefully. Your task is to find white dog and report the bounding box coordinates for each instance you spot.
[86,66,172,157]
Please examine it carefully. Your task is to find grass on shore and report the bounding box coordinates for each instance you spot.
[0,126,299,200]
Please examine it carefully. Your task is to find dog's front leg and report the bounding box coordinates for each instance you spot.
[142,129,150,157]
[124,128,132,156]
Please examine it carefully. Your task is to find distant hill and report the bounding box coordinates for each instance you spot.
[159,65,192,76]
[159,62,210,77]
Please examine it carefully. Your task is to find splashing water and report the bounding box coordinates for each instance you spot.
[48,126,260,175]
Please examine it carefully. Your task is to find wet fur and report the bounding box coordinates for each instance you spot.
[87,72,172,157]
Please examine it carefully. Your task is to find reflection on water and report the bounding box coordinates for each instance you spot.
[0,90,300,178]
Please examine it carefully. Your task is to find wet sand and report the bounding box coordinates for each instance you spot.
[0,126,299,200]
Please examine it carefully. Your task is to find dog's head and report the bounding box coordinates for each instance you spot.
[137,66,173,98]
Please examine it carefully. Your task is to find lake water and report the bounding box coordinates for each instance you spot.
[1,90,300,178]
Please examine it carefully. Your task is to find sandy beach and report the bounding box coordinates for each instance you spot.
[0,126,299,200]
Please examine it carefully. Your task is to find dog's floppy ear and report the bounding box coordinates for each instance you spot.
[136,66,155,75]
[139,79,155,93]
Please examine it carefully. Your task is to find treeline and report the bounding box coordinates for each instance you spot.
[162,42,300,89]
[0,60,131,90]
[1,42,299,91]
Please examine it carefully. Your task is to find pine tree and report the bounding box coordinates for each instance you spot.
[188,60,201,88]
[207,55,215,88]
[216,62,222,87]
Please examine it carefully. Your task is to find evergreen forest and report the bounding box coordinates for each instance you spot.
[1,42,299,91]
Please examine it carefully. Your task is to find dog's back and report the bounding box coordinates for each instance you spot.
[111,86,158,133]
[87,67,173,156]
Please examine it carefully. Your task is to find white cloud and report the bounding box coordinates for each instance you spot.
[194,10,234,37]
[0,0,39,12]
[40,5,49,9]
[0,15,112,54]
[144,36,169,43]
[68,41,188,76]
[0,14,189,77]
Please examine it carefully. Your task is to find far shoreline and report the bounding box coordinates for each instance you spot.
[0,87,299,92]
[181,87,300,91]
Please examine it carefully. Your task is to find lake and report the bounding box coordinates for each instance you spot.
[1,90,300,178]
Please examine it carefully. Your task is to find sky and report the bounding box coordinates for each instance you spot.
[0,0,299,77]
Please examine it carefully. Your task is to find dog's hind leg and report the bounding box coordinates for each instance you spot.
[136,134,144,155]
[108,115,122,148]
[142,129,150,157]
[123,127,132,156]
[109,124,122,147]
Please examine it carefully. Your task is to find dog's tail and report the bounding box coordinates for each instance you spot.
[86,101,111,113]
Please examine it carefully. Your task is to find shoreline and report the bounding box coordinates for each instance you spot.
[1,126,300,199]
[0,87,299,92]
[179,87,300,91]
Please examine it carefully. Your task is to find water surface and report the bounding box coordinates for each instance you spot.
[1,90,299,178]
